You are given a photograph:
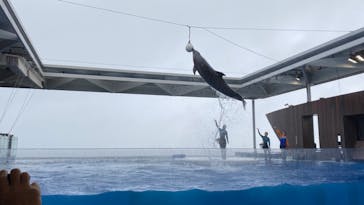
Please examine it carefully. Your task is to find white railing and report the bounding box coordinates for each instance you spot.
[1,148,363,162]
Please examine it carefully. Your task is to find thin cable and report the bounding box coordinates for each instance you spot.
[203,28,278,62]
[0,75,25,127]
[58,0,187,27]
[57,0,345,63]
[57,0,352,33]
[8,89,34,134]
[197,26,351,33]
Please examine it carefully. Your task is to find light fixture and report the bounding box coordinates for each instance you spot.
[295,71,302,81]
[348,57,358,64]
[355,54,364,62]
[348,50,364,63]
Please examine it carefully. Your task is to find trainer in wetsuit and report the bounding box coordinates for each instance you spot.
[215,120,229,160]
[274,127,288,149]
[215,120,229,149]
[257,128,270,149]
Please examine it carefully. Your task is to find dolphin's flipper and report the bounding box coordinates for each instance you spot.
[216,71,225,78]
[193,66,197,75]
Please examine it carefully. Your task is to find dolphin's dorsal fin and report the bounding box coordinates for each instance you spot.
[216,71,225,77]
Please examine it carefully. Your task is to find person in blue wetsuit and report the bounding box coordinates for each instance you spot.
[257,128,270,149]
[274,127,288,148]
[215,120,229,159]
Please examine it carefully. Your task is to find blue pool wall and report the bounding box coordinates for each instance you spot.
[43,182,364,205]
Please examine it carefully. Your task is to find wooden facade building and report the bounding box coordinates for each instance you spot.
[266,91,364,148]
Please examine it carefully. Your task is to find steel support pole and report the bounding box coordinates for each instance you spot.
[306,83,312,102]
[302,66,312,102]
[252,99,256,149]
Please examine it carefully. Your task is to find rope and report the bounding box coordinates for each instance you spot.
[188,26,191,42]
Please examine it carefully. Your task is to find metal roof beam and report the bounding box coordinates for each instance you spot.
[264,75,305,86]
[0,0,44,76]
[310,66,364,83]
[156,84,208,96]
[0,28,16,40]
[85,79,147,93]
[0,39,18,52]
[308,57,364,69]
[1,54,43,87]
[45,78,75,88]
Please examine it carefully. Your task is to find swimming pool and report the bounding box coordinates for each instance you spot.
[2,148,364,205]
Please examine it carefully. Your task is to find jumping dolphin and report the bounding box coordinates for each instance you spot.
[186,42,247,109]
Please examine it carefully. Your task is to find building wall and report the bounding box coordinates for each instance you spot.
[266,90,364,148]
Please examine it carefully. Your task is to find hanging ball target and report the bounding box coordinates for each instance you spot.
[185,41,194,52]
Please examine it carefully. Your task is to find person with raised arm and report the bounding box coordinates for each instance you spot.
[215,120,229,159]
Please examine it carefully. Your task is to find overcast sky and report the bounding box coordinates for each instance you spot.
[1,0,363,148]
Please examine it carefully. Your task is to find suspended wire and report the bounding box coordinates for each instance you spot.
[56,0,351,68]
[57,0,278,61]
[8,89,34,134]
[57,0,352,33]
[58,0,188,27]
[0,76,20,125]
[203,28,278,62]
[198,26,351,33]
[0,75,25,127]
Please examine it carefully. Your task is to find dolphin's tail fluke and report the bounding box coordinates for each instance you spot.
[232,93,247,110]
[242,99,247,110]
[236,95,246,110]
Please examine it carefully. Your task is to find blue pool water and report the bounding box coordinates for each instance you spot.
[2,149,364,204]
[42,183,364,205]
